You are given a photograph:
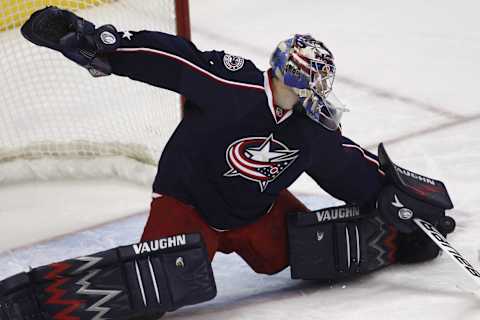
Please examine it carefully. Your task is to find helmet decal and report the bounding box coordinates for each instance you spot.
[270,34,347,130]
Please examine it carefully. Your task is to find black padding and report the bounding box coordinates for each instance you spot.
[0,233,216,320]
[288,212,339,280]
[0,273,30,295]
[149,257,171,308]
[163,248,216,309]
[288,210,395,281]
[0,273,42,320]
[125,260,147,310]
[137,258,159,307]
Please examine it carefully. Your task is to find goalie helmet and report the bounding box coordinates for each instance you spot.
[270,34,347,130]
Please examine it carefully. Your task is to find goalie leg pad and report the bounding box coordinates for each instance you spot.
[288,205,397,280]
[0,233,216,320]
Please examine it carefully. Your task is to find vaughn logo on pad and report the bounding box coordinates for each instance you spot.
[394,165,436,186]
[133,235,187,254]
[315,205,360,223]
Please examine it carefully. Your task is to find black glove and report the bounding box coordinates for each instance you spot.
[21,6,120,76]
[377,185,455,233]
[376,184,456,263]
[373,142,456,263]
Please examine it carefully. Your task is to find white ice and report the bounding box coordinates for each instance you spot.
[1,0,480,319]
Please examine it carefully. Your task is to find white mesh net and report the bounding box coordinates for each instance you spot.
[0,0,184,184]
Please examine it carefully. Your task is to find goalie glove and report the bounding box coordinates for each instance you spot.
[376,143,456,263]
[376,143,455,234]
[21,6,120,77]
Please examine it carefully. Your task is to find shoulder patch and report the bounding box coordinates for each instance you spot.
[223,54,245,71]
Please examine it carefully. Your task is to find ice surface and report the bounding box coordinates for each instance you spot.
[1,194,478,320]
[1,0,480,319]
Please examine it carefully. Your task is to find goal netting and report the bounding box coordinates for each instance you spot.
[0,0,189,185]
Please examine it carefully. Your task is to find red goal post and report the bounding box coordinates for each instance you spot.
[175,0,191,41]
[175,0,191,112]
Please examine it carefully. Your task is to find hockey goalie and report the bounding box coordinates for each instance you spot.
[0,7,457,320]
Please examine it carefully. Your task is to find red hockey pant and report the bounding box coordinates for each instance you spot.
[141,190,308,275]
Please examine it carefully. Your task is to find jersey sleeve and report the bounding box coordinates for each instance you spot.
[306,134,386,207]
[107,31,265,112]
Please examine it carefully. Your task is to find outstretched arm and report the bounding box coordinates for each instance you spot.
[108,30,265,110]
[21,6,266,112]
[306,134,386,208]
[110,30,207,95]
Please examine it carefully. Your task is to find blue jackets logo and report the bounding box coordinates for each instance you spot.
[223,54,245,71]
[224,134,299,191]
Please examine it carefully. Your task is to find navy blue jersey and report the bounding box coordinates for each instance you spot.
[109,31,386,230]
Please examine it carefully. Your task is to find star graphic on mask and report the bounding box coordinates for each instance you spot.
[122,31,133,40]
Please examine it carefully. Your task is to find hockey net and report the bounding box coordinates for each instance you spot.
[0,0,189,185]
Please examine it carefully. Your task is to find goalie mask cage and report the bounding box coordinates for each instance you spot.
[0,0,190,185]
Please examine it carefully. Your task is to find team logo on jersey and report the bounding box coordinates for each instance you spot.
[224,134,299,191]
[223,54,245,71]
